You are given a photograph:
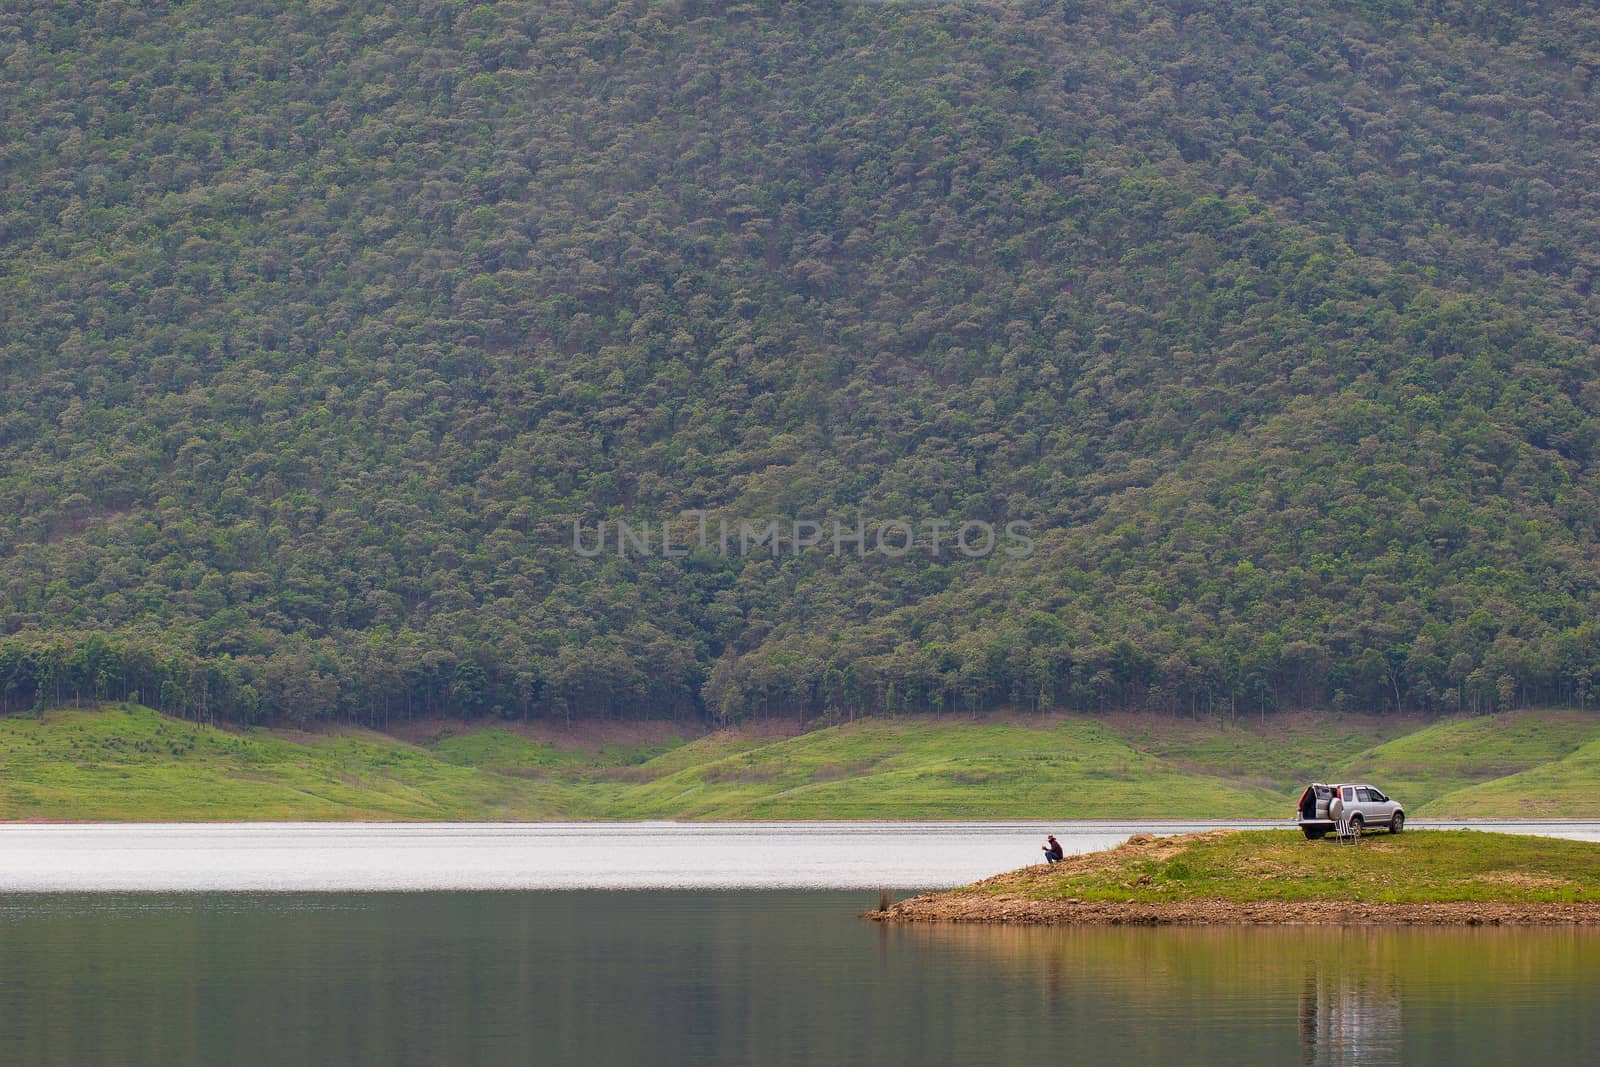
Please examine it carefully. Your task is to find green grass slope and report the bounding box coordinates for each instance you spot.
[429,728,682,776]
[604,719,1291,820]
[4,705,1600,821]
[0,705,567,821]
[1340,710,1600,810]
[1109,712,1416,793]
[1419,736,1600,818]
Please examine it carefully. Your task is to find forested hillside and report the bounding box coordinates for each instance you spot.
[5,0,1600,726]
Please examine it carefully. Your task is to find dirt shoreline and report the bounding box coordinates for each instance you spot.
[870,895,1600,926]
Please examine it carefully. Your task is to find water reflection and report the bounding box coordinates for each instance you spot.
[889,924,1600,1066]
[1297,962,1401,1066]
[0,893,1594,1066]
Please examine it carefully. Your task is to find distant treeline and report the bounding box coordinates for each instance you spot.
[5,626,1596,727]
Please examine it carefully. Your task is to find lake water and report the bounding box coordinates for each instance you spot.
[2,820,1597,892]
[2,823,1596,1065]
[0,891,1595,1066]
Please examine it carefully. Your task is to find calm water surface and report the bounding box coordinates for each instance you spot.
[0,891,1594,1066]
[2,820,1596,891]
[3,825,1596,1065]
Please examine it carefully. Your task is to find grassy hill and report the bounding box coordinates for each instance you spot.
[1348,710,1600,814]
[594,718,1288,820]
[0,705,572,821]
[4,704,1598,821]
[1418,736,1600,818]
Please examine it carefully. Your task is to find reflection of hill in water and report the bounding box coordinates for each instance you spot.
[887,925,1600,1065]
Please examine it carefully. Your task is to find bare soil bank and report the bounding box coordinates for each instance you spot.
[871,895,1600,925]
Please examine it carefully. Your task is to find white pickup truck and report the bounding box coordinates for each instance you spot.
[1296,783,1405,839]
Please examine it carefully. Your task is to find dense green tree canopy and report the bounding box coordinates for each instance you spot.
[3,0,1600,724]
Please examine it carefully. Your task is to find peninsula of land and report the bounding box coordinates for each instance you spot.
[871,830,1600,926]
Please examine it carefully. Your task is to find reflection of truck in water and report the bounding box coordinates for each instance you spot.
[1297,783,1405,839]
[1298,968,1404,1066]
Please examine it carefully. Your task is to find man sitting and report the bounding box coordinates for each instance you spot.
[1042,835,1065,863]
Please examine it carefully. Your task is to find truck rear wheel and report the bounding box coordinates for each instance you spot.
[1302,826,1327,840]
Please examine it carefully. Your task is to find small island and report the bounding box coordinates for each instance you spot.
[871,830,1600,925]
